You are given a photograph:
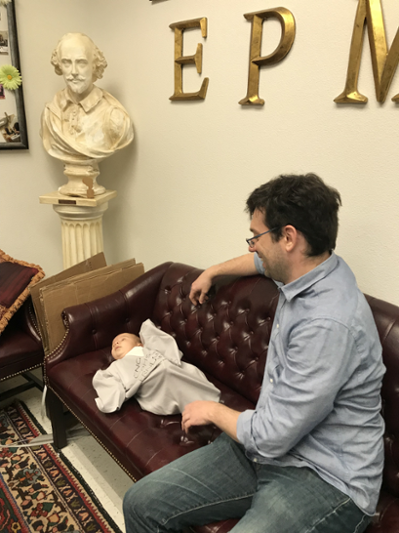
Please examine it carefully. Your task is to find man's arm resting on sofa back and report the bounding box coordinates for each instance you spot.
[189,254,258,306]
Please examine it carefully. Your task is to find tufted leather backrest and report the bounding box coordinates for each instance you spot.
[152,263,279,405]
[365,294,399,499]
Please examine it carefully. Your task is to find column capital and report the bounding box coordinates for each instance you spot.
[39,190,117,269]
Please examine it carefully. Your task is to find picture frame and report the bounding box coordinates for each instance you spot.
[0,0,28,150]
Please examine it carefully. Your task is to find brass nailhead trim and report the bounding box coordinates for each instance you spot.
[48,385,138,483]
[0,363,43,383]
[44,321,138,483]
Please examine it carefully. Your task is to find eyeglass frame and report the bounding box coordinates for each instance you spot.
[246,228,278,248]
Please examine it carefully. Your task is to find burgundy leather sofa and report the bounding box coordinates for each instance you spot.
[44,262,399,533]
[0,298,44,400]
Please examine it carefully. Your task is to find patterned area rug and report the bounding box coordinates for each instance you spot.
[0,401,122,533]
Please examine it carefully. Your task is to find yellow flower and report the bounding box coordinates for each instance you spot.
[0,65,22,90]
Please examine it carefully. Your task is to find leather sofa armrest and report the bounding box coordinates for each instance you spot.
[14,297,42,344]
[45,261,173,373]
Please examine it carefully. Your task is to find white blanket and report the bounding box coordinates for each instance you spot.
[92,319,221,414]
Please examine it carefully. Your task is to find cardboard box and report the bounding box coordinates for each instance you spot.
[31,253,107,353]
[31,254,144,355]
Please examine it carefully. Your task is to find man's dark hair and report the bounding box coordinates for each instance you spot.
[246,173,342,257]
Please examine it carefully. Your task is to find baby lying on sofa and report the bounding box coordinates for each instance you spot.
[92,319,221,415]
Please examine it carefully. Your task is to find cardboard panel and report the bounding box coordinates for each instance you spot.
[31,253,107,352]
[39,259,144,354]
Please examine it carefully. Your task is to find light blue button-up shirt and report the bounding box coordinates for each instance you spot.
[236,252,385,515]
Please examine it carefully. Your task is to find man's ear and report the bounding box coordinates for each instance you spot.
[281,225,298,251]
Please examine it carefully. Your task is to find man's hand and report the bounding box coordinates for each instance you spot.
[181,401,241,442]
[181,401,214,431]
[189,255,258,307]
[189,271,213,306]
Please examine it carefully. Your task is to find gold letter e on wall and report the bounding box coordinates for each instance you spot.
[239,8,296,106]
[169,17,209,101]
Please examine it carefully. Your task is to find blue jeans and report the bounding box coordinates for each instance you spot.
[123,433,371,533]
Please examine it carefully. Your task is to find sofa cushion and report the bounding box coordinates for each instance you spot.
[46,344,254,481]
[0,249,45,334]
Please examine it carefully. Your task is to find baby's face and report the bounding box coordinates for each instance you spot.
[111,333,142,360]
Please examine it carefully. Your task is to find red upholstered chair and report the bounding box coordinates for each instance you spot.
[0,298,45,400]
[0,250,45,400]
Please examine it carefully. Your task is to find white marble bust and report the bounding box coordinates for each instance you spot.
[41,33,134,197]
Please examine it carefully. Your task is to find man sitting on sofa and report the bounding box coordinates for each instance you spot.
[123,173,385,533]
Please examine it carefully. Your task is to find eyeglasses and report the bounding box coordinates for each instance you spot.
[246,228,277,248]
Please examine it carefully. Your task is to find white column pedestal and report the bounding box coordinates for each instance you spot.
[39,190,117,269]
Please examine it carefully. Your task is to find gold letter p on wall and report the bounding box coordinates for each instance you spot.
[239,8,296,106]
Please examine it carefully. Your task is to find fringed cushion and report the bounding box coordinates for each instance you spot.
[0,250,45,335]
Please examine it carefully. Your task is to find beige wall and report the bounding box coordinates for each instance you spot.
[1,0,399,303]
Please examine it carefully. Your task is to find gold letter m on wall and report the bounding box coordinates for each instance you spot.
[335,0,399,104]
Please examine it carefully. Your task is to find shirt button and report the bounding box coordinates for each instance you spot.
[276,324,279,328]
[253,458,258,463]
[270,378,273,383]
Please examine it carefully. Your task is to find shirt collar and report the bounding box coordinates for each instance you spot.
[58,86,103,113]
[279,252,338,302]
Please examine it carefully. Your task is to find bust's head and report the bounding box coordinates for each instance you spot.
[51,33,107,101]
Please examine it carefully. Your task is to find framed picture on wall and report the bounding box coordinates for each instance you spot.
[0,0,28,150]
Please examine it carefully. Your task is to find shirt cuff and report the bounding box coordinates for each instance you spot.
[236,409,255,449]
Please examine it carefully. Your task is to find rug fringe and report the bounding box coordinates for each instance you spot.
[0,426,89,448]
